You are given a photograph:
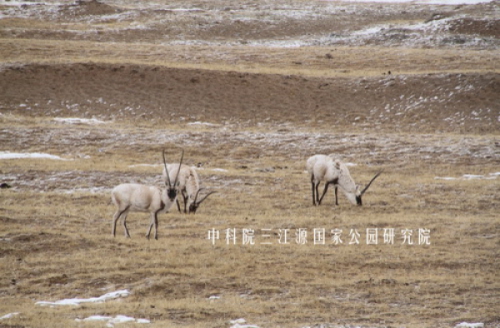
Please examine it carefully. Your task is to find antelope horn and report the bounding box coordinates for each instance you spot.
[193,187,205,204]
[360,171,383,196]
[162,149,172,188]
[173,150,184,187]
[196,191,217,205]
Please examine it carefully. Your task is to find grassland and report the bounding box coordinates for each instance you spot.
[0,1,499,327]
[1,39,499,77]
[1,114,498,327]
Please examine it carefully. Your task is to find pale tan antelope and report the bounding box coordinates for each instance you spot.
[111,150,183,240]
[306,154,381,206]
[162,161,216,214]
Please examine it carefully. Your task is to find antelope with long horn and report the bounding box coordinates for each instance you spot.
[162,160,216,214]
[306,154,382,206]
[188,188,217,214]
[110,150,184,240]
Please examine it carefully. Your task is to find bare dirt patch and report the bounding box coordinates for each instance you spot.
[1,62,499,133]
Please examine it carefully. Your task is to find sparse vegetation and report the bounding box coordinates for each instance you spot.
[0,0,499,327]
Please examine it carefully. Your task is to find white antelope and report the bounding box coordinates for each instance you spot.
[111,150,184,240]
[306,154,381,206]
[162,160,216,214]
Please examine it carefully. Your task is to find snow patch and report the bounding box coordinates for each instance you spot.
[323,0,493,3]
[434,176,458,180]
[230,318,260,328]
[0,152,69,161]
[53,117,108,125]
[208,295,221,300]
[0,313,20,320]
[77,315,150,326]
[435,173,499,181]
[462,174,486,180]
[210,168,229,172]
[36,290,130,307]
[187,121,220,127]
[455,323,484,328]
[167,8,204,12]
[128,164,162,168]
[0,1,65,6]
[62,187,111,195]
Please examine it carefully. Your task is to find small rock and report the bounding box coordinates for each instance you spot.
[0,183,11,189]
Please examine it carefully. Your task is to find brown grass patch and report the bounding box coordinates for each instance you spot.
[1,1,499,327]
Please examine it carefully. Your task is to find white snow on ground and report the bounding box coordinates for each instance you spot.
[230,318,260,328]
[187,121,220,127]
[128,164,162,168]
[314,12,494,49]
[207,295,221,300]
[0,313,20,320]
[7,290,148,326]
[323,0,493,3]
[209,168,229,172]
[0,1,64,5]
[53,117,108,125]
[76,315,150,326]
[62,187,111,194]
[0,151,69,161]
[0,0,494,6]
[435,172,499,180]
[455,323,484,328]
[35,289,130,306]
[1,0,497,50]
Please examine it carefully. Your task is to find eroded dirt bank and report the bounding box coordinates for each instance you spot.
[1,63,499,133]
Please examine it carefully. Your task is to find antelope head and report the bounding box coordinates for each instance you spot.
[355,171,382,206]
[163,149,184,201]
[188,188,217,214]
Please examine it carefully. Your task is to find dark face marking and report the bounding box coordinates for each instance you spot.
[356,195,362,206]
[188,203,198,214]
[167,188,177,201]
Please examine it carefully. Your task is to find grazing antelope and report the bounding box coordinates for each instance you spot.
[306,154,381,206]
[111,150,183,240]
[188,188,217,214]
[162,161,216,214]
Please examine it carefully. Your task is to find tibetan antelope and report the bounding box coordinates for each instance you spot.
[162,159,216,214]
[111,150,183,240]
[306,154,381,206]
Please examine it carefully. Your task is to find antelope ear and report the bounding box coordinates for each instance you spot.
[335,160,341,170]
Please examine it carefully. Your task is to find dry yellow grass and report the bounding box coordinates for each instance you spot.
[1,38,499,78]
[1,1,499,326]
[1,117,498,328]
